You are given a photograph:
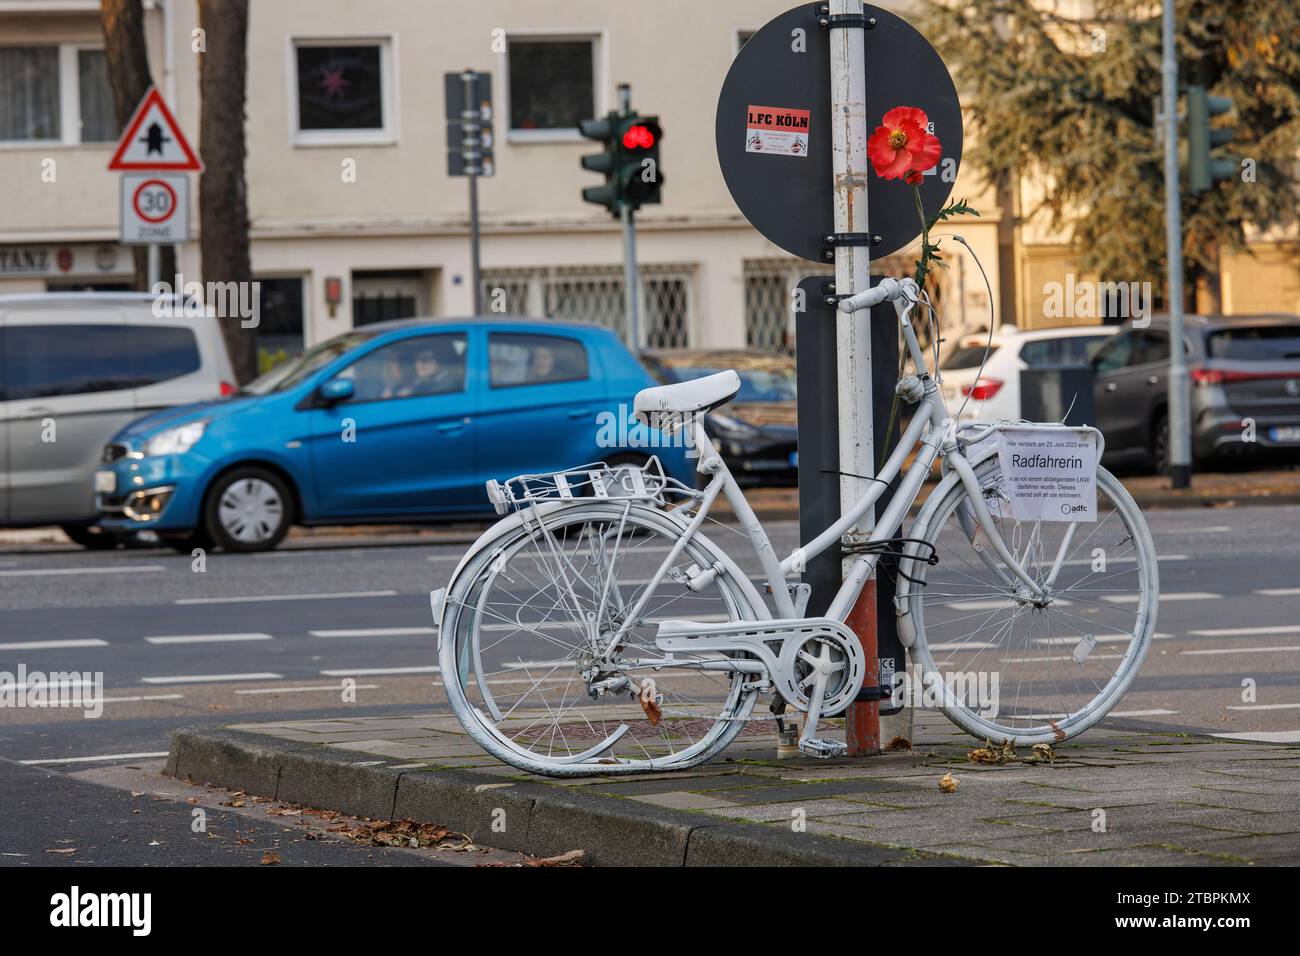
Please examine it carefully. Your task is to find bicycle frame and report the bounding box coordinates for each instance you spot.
[615,278,1052,643]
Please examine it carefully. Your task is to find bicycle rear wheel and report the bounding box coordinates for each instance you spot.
[438,502,766,776]
[906,458,1158,744]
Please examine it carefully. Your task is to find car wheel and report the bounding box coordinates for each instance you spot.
[60,523,119,550]
[1152,413,1170,476]
[204,467,293,553]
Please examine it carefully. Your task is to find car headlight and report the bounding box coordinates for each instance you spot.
[144,420,208,457]
[707,413,760,439]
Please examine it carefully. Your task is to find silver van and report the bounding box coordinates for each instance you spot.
[0,293,235,547]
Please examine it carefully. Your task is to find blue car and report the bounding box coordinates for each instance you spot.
[95,318,691,551]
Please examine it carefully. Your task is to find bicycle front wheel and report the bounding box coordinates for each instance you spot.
[906,458,1158,744]
[439,502,766,776]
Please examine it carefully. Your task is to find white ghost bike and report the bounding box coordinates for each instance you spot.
[431,277,1158,776]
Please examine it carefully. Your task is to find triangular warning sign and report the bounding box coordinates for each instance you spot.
[108,86,203,172]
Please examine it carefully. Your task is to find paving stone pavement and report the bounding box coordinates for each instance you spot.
[224,710,1300,866]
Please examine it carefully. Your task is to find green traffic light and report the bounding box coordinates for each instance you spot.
[1187,85,1236,193]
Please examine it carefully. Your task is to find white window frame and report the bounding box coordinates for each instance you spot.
[499,29,606,144]
[287,34,399,147]
[0,41,111,148]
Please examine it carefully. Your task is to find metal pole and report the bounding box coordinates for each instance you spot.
[617,84,640,350]
[829,0,879,755]
[147,243,160,289]
[622,204,640,350]
[1161,0,1191,488]
[462,70,483,315]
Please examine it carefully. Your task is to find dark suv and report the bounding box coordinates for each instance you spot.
[1091,314,1300,473]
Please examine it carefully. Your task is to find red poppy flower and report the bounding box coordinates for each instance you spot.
[868,106,942,181]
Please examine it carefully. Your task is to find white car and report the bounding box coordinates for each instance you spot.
[939,325,1116,424]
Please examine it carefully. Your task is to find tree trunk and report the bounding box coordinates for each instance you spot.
[197,0,256,383]
[100,0,175,290]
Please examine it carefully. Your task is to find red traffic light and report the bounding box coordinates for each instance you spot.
[622,124,656,150]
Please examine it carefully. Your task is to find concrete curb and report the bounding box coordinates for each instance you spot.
[165,726,964,867]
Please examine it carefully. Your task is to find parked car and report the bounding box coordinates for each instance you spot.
[1091,313,1300,473]
[95,318,690,552]
[641,348,798,485]
[939,324,1115,424]
[0,292,235,548]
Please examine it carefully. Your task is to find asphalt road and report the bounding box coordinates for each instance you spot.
[2,505,1299,862]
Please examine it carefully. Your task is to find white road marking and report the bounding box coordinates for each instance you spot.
[1182,645,1300,656]
[0,638,108,650]
[309,627,434,638]
[1226,703,1300,711]
[1175,526,1231,534]
[943,599,1073,611]
[992,653,1125,664]
[175,590,399,605]
[6,680,95,692]
[144,633,272,645]
[234,684,380,695]
[1253,588,1300,597]
[1034,633,1172,646]
[0,565,164,578]
[19,751,169,765]
[1189,625,1300,637]
[1104,591,1218,604]
[1107,709,1179,717]
[927,641,1000,651]
[319,665,440,677]
[140,672,282,684]
[1211,731,1300,744]
[17,694,184,707]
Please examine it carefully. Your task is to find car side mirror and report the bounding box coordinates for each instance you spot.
[317,377,354,405]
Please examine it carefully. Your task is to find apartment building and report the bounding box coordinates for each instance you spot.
[1,0,1015,366]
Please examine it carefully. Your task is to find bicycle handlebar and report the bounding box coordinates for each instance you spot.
[835,276,913,314]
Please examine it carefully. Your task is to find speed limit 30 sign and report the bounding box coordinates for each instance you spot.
[119,173,190,244]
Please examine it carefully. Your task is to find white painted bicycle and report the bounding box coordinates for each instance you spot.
[432,276,1158,776]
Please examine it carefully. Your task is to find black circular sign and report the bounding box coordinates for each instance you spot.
[716,4,963,262]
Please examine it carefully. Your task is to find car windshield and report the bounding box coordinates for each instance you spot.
[942,344,999,370]
[1207,325,1300,361]
[663,364,797,402]
[241,333,374,396]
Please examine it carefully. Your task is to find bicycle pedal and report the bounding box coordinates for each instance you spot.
[799,737,847,759]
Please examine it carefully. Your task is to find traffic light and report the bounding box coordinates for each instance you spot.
[619,116,663,208]
[1187,85,1236,193]
[579,112,620,212]
[579,112,664,214]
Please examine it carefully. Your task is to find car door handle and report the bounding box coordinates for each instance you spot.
[436,417,471,432]
[1104,382,1118,392]
[1146,375,1160,385]
[566,408,593,419]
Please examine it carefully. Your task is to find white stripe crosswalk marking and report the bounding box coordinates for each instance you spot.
[140,672,282,684]
[143,633,272,645]
[309,627,433,638]
[0,639,108,650]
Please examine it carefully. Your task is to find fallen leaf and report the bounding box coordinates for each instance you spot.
[1024,743,1056,765]
[884,736,912,752]
[45,848,76,855]
[938,772,958,793]
[968,739,1017,765]
[261,852,282,865]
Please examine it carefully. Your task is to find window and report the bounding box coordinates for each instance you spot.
[1130,330,1169,366]
[1,325,198,400]
[506,36,596,137]
[489,333,588,387]
[292,39,392,143]
[0,46,60,141]
[256,277,307,373]
[1091,332,1134,374]
[337,334,467,402]
[1019,335,1111,367]
[1208,325,1300,361]
[942,345,1000,370]
[76,49,117,143]
[0,45,119,144]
